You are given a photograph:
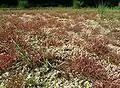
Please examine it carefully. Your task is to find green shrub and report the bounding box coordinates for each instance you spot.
[98,4,107,17]
[113,6,120,10]
[18,0,29,8]
[0,4,9,8]
[73,0,84,9]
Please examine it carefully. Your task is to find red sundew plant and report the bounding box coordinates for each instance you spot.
[67,25,83,33]
[26,49,44,67]
[55,30,68,37]
[91,38,109,56]
[43,38,58,47]
[6,73,24,88]
[55,22,63,28]
[70,55,108,80]
[106,52,120,65]
[0,55,15,71]
[94,79,120,88]
[0,32,18,59]
[7,43,17,59]
[82,12,97,20]
[92,41,109,56]
[0,28,18,58]
[1,29,14,42]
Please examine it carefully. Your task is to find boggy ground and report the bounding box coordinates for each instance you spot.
[0,9,120,88]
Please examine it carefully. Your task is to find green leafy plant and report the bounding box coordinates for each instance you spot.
[73,0,84,9]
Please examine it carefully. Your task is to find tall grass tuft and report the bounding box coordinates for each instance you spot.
[97,4,107,18]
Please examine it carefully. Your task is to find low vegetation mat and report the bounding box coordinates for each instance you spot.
[0,9,120,88]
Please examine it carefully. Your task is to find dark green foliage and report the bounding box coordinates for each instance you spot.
[0,4,9,8]
[18,0,29,8]
[73,0,84,8]
[0,0,18,7]
[0,0,119,8]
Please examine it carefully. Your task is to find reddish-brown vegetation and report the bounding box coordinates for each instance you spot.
[0,10,120,87]
[0,55,15,71]
[70,55,108,80]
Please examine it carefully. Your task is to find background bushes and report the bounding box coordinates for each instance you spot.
[0,0,119,8]
[18,0,29,8]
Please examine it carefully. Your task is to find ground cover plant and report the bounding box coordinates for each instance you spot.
[0,8,120,88]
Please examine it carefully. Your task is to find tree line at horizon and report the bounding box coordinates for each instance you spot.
[0,0,120,8]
